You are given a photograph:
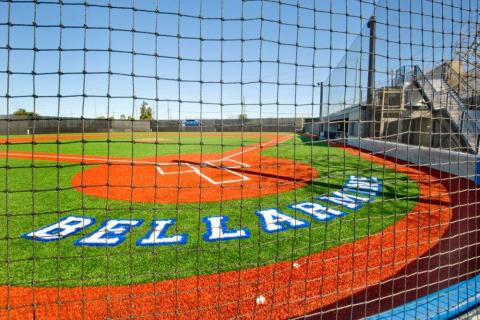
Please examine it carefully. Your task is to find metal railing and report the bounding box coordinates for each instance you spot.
[395,65,438,109]
[394,65,479,153]
[413,66,438,108]
[442,63,478,103]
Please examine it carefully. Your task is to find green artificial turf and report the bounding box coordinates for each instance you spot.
[0,132,265,158]
[0,134,419,287]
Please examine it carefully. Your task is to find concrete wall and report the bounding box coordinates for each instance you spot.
[346,137,480,184]
[303,121,344,138]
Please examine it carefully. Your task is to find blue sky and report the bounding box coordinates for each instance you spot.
[0,0,476,119]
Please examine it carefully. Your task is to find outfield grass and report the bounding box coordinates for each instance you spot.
[0,132,265,158]
[0,134,419,287]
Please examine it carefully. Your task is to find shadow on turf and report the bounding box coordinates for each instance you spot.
[171,159,424,205]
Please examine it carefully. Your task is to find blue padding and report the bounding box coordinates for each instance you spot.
[367,274,480,320]
[476,159,480,185]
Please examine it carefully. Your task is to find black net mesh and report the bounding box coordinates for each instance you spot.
[0,0,479,319]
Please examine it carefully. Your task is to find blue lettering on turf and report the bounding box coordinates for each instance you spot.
[22,216,96,242]
[317,191,371,210]
[343,176,382,195]
[256,208,309,233]
[202,216,250,241]
[288,202,345,221]
[75,219,143,247]
[137,219,188,246]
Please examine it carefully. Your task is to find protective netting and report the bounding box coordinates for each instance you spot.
[0,0,479,319]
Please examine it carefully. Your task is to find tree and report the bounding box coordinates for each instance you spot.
[238,113,248,122]
[13,108,27,115]
[120,114,126,120]
[139,101,153,120]
[127,115,135,120]
[13,108,38,118]
[96,116,114,120]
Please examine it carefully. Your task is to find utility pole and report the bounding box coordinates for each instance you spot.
[367,16,376,108]
[318,82,324,137]
[365,16,376,137]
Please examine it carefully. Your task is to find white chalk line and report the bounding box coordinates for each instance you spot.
[0,152,158,165]
[154,135,292,185]
[221,135,292,160]
[0,135,292,185]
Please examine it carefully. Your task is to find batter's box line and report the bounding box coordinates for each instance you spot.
[155,160,251,185]
[203,159,252,169]
[155,162,197,175]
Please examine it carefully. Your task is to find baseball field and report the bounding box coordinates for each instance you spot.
[0,131,454,319]
[0,132,417,283]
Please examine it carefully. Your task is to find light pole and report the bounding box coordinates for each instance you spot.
[318,82,324,137]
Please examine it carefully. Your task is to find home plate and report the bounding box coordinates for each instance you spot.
[156,159,250,185]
